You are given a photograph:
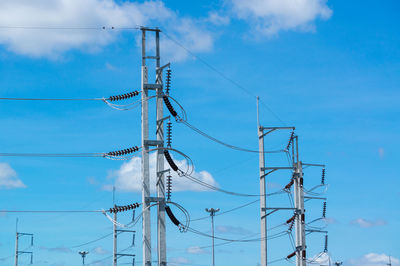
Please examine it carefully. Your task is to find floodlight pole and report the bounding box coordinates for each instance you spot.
[206,208,220,266]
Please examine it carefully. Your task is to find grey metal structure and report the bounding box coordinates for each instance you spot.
[257,97,298,266]
[205,208,220,266]
[14,220,33,266]
[113,206,136,266]
[141,27,169,266]
[292,136,306,266]
[257,97,267,266]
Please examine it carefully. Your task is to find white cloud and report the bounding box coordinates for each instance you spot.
[92,246,109,255]
[106,152,218,193]
[0,0,213,60]
[351,218,387,228]
[186,246,207,254]
[206,11,231,26]
[348,253,399,266]
[229,0,332,36]
[0,163,26,189]
[216,225,252,235]
[168,257,190,266]
[378,147,385,158]
[310,252,331,265]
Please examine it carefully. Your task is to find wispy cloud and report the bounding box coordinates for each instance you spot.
[378,147,385,158]
[104,152,218,193]
[350,218,387,228]
[228,0,332,36]
[0,0,214,60]
[215,225,252,235]
[40,246,73,253]
[348,253,399,266]
[186,246,208,254]
[0,162,26,189]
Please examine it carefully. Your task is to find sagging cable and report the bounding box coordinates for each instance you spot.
[164,150,179,172]
[165,204,188,232]
[163,95,178,117]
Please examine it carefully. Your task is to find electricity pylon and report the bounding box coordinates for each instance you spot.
[141,27,170,266]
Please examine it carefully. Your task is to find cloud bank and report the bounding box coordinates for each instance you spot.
[0,0,213,60]
[229,0,332,36]
[0,163,26,189]
[106,152,218,193]
[349,253,399,266]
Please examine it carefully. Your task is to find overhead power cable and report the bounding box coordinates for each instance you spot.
[0,26,141,30]
[0,146,140,159]
[161,30,287,125]
[163,95,285,154]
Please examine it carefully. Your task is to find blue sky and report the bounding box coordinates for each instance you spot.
[0,0,399,265]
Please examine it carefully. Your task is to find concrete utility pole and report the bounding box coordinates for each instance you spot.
[79,251,89,266]
[141,27,169,266]
[257,97,268,266]
[293,136,306,266]
[15,219,33,266]
[205,208,220,266]
[113,206,136,266]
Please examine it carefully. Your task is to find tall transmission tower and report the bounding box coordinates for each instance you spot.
[141,27,170,266]
[257,97,295,266]
[292,136,306,266]
[14,220,33,266]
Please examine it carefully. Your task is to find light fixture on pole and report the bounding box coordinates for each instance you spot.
[205,208,220,266]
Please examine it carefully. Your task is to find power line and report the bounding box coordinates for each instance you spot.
[161,30,287,125]
[0,26,141,30]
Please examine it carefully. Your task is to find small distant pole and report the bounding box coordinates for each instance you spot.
[79,251,89,266]
[387,255,392,266]
[333,262,342,266]
[205,208,220,266]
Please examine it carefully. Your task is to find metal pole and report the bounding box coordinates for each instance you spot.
[113,206,118,266]
[155,29,167,266]
[257,97,267,266]
[205,208,219,266]
[15,233,18,266]
[141,28,151,266]
[293,137,306,266]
